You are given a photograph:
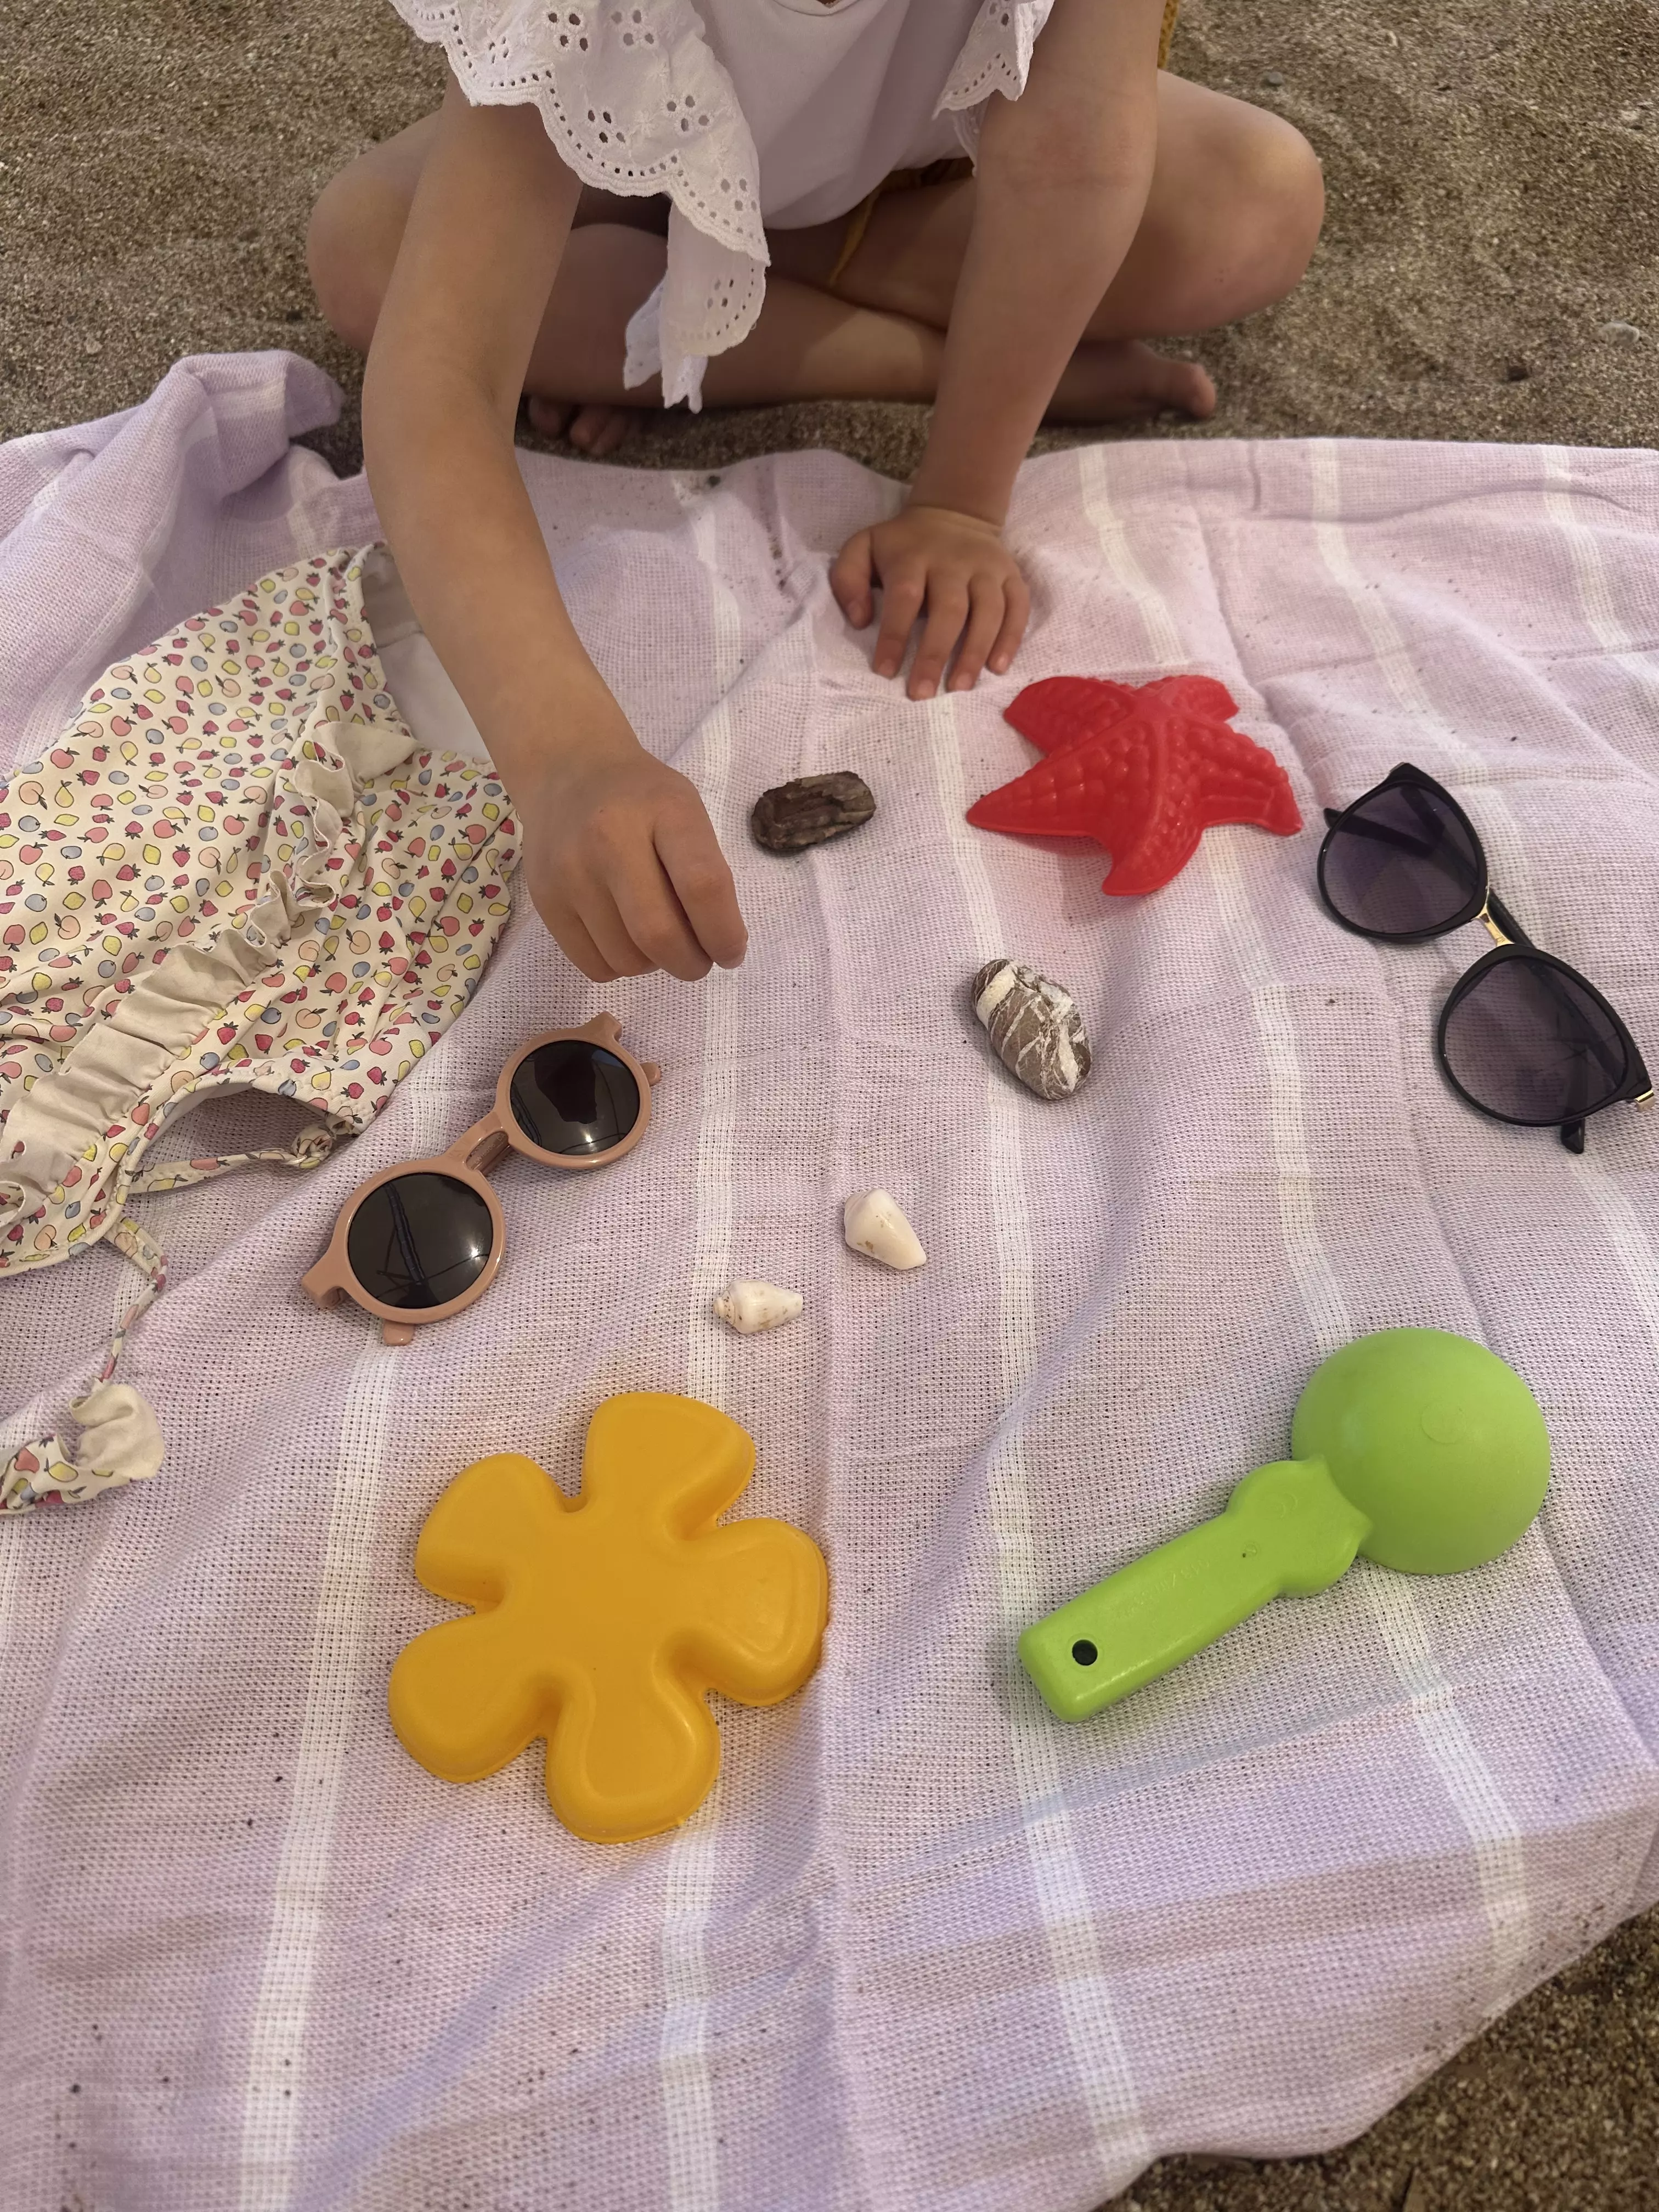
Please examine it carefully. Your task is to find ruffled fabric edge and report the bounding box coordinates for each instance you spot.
[0,546,472,1284]
[390,0,771,410]
[0,545,525,1515]
[0,721,361,1279]
[936,0,1057,155]
[0,708,360,1514]
[0,1210,170,1514]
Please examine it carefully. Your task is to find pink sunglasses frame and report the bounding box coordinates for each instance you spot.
[301,1013,661,1344]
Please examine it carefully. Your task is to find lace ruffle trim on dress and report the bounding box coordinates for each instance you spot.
[390,0,771,409]
[935,0,1056,154]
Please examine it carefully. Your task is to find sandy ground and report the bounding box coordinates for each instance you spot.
[3,3,1658,2207]
[5,0,1659,465]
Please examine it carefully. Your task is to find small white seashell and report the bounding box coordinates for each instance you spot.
[971,957,1092,1102]
[843,1189,926,1271]
[714,1280,804,1334]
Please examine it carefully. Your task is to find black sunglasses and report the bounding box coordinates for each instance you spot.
[1317,763,1653,1153]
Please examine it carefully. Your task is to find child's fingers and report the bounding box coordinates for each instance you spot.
[989,572,1031,676]
[538,894,619,985]
[575,877,656,979]
[907,579,970,701]
[654,809,749,971]
[830,533,877,629]
[872,571,927,679]
[946,576,1008,692]
[607,841,715,983]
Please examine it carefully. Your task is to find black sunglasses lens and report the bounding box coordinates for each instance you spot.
[509,1039,641,1156]
[346,1171,495,1310]
[1441,958,1629,1125]
[1322,781,1483,938]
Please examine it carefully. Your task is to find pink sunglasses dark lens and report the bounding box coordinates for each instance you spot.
[346,1171,495,1310]
[508,1039,641,1156]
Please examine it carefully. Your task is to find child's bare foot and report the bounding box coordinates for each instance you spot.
[526,396,636,456]
[1045,340,1216,425]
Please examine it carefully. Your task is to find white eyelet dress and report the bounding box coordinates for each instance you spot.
[388,0,1058,409]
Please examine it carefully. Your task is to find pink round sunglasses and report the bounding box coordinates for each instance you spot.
[302,1014,661,1344]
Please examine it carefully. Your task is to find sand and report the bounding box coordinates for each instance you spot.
[5,0,1659,466]
[2,2,1657,2205]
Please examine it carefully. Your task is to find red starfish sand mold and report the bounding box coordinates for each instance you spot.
[966,674,1302,896]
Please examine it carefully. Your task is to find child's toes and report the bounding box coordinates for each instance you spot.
[1048,341,1218,426]
[1155,354,1217,420]
[524,399,635,452]
[569,405,633,455]
[526,396,576,438]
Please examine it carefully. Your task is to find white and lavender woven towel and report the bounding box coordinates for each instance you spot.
[2,354,1657,2211]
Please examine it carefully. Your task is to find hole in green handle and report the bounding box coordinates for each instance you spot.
[1071,1639,1098,1667]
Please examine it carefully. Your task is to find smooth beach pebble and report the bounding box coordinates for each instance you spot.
[751,771,876,853]
[971,958,1093,1102]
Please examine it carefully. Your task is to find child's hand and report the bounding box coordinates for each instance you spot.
[831,504,1031,702]
[517,735,748,984]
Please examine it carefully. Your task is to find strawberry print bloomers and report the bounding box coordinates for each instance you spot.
[0,547,520,1513]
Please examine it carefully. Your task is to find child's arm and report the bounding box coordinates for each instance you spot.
[364,80,747,984]
[831,0,1169,699]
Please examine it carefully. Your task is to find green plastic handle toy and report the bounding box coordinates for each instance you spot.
[1019,1328,1550,1722]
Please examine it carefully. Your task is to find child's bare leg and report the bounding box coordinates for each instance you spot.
[309,115,667,453]
[505,227,1206,426]
[529,239,1200,425]
[312,134,950,438]
[771,74,1323,420]
[311,117,945,450]
[528,226,946,405]
[309,74,1319,433]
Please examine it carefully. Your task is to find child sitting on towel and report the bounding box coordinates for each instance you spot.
[309,0,1322,984]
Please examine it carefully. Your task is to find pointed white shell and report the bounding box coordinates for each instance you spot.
[843,1189,926,1271]
[714,1280,804,1334]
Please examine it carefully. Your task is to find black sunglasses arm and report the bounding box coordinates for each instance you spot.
[1321,806,1441,860]
[1482,890,1580,1148]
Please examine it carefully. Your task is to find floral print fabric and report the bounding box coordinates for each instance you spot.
[0,546,520,1509]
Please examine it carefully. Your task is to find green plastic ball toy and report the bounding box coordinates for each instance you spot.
[1019,1328,1550,1722]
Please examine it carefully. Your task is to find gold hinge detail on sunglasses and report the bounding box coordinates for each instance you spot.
[1477,902,1512,946]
